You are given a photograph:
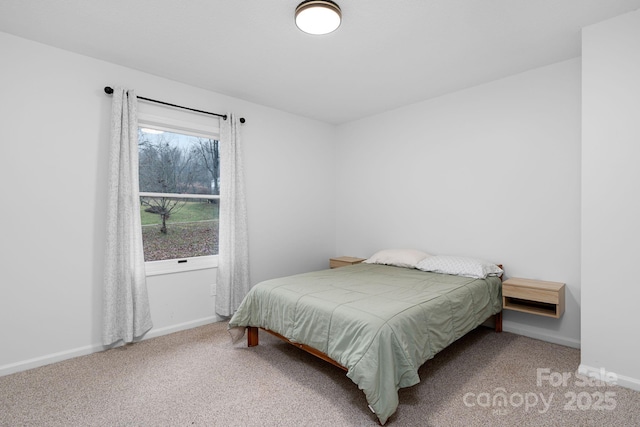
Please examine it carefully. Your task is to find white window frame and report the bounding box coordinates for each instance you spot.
[138,111,221,276]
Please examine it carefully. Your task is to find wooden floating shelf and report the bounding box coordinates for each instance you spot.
[502,277,565,318]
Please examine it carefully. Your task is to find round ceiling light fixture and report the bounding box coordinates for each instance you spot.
[295,1,342,35]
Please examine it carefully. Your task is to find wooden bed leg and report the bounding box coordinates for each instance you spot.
[494,311,503,333]
[247,326,259,347]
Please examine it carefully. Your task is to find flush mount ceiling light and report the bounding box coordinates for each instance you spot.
[295,0,342,35]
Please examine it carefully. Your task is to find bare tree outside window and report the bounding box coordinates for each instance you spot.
[191,138,220,198]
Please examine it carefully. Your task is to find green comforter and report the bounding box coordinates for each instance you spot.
[228,263,502,424]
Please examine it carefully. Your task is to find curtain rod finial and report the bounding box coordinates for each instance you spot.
[104,86,114,95]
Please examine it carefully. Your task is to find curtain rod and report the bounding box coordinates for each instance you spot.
[103,86,245,123]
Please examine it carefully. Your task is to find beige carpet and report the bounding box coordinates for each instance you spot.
[1,322,639,426]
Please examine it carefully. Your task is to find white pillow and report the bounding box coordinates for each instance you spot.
[415,255,503,279]
[363,249,431,269]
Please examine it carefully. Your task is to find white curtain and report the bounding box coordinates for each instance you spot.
[216,114,250,317]
[103,87,153,346]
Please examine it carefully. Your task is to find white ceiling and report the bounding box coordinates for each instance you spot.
[1,0,640,124]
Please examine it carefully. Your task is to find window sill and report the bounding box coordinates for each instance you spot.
[144,255,218,276]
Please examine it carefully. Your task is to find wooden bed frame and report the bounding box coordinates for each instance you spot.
[245,264,504,370]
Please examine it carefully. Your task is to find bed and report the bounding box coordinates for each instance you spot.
[228,251,503,425]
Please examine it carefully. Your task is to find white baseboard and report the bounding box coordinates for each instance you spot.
[0,316,222,377]
[579,364,640,392]
[502,324,581,349]
[143,315,222,340]
[0,343,104,377]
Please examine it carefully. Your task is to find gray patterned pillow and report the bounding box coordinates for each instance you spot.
[416,255,502,279]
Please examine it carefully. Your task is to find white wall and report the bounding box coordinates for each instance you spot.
[581,9,640,391]
[335,59,582,348]
[0,32,336,375]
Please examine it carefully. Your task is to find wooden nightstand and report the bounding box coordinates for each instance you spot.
[502,277,565,318]
[329,256,366,269]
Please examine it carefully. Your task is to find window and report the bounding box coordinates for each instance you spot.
[137,113,220,275]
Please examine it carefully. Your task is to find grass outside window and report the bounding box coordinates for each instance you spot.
[140,200,219,261]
